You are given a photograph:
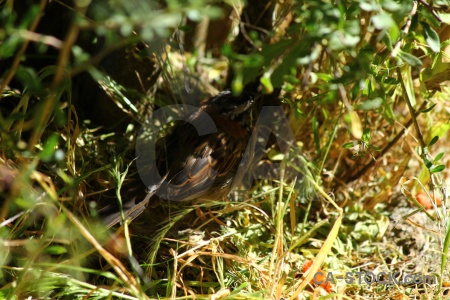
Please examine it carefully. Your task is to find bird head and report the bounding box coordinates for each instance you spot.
[208,88,258,120]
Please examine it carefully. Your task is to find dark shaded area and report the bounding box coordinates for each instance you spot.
[0,0,161,131]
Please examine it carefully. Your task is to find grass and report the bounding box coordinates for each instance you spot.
[2,1,450,298]
[1,76,450,298]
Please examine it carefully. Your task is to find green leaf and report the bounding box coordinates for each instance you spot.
[388,23,400,45]
[362,128,371,143]
[402,65,416,107]
[398,50,422,67]
[430,123,450,139]
[329,30,360,51]
[382,99,395,124]
[372,12,395,30]
[381,0,401,11]
[229,282,250,295]
[349,111,363,140]
[295,108,306,119]
[45,245,68,255]
[297,45,320,65]
[343,142,356,149]
[421,22,440,53]
[355,98,382,110]
[221,44,232,56]
[231,79,243,94]
[270,41,306,87]
[419,103,437,113]
[383,30,394,50]
[368,144,381,151]
[260,75,274,94]
[438,12,450,24]
[430,165,445,173]
[260,39,295,63]
[268,150,285,161]
[434,152,444,162]
[16,67,41,93]
[39,134,60,162]
[242,54,265,68]
[428,136,439,147]
[425,52,450,79]
[359,0,379,12]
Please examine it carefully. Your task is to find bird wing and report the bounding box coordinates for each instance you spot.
[98,108,252,227]
[156,134,220,201]
[98,120,217,227]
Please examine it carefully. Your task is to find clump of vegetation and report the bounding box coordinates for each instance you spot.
[1,0,450,298]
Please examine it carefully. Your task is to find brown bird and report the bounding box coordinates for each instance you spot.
[99,86,260,227]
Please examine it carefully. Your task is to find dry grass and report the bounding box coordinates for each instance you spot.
[2,1,450,299]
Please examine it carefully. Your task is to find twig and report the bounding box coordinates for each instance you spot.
[392,1,418,58]
[398,66,440,193]
[0,211,26,228]
[418,0,443,23]
[15,30,63,49]
[348,101,427,182]
[397,67,427,149]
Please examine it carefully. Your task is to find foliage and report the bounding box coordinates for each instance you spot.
[1,0,450,298]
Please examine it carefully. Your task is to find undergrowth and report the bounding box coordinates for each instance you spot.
[2,0,450,299]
